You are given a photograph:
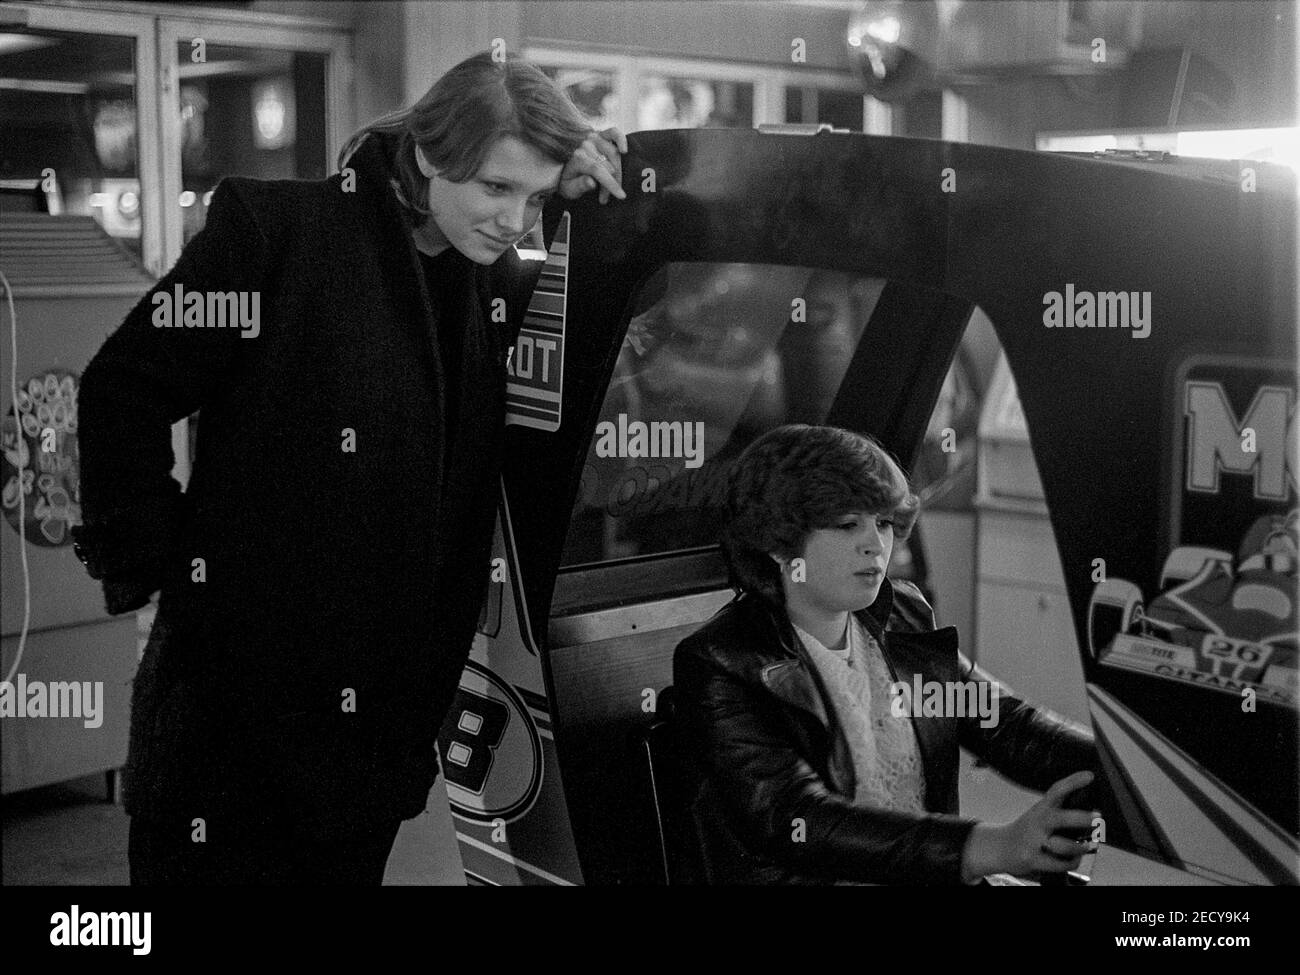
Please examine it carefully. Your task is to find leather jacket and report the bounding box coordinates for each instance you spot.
[672,577,1097,884]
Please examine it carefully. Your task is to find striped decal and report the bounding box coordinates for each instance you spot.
[455,831,576,886]
[518,685,554,740]
[506,213,569,432]
[1088,684,1300,884]
[516,685,551,713]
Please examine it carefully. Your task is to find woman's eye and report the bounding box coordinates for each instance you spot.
[838,521,857,531]
[483,181,507,193]
[877,518,895,531]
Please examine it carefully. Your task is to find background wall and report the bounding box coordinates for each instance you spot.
[247,1,1295,146]
[521,0,850,67]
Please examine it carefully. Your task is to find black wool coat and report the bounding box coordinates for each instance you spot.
[74,133,552,831]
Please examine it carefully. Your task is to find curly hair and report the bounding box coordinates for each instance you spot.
[720,425,919,604]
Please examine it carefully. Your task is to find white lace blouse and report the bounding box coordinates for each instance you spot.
[792,614,927,813]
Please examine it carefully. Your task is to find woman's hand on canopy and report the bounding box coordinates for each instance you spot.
[559,127,628,204]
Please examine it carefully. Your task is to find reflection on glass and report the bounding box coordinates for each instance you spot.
[175,42,326,244]
[561,263,883,566]
[0,29,141,256]
[540,66,618,129]
[914,346,981,509]
[637,76,753,129]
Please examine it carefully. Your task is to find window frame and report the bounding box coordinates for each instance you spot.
[1,0,352,276]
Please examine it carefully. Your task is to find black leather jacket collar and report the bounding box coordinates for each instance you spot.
[719,579,963,804]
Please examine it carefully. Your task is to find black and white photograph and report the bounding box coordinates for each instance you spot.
[0,0,1295,954]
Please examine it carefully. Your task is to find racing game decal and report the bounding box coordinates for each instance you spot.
[438,659,543,824]
[506,212,569,432]
[2,369,81,547]
[1088,358,1297,709]
[441,502,584,885]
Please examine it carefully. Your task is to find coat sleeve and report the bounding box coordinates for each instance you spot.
[71,178,273,615]
[892,580,1098,793]
[674,640,979,885]
[955,654,1098,793]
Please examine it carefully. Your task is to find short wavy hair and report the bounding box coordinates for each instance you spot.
[721,425,919,605]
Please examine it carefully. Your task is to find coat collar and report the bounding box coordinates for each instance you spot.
[346,132,489,481]
[346,132,459,398]
[738,580,958,803]
[748,575,899,665]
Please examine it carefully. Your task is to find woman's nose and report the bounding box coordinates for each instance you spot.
[497,199,530,236]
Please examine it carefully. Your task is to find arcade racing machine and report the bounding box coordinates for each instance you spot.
[1,184,154,796]
[431,129,1294,885]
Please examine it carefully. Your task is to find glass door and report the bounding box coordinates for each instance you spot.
[0,4,161,272]
[156,17,350,265]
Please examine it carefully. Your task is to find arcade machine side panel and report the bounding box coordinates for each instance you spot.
[1,211,154,795]
[434,500,586,886]
[421,215,587,885]
[947,151,1298,884]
